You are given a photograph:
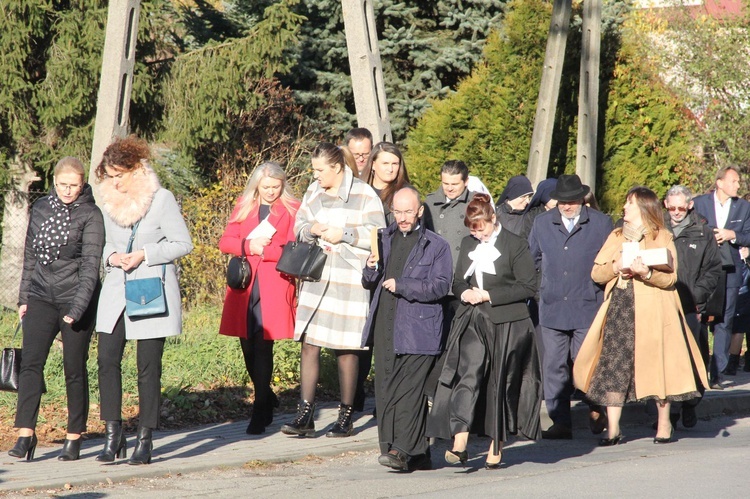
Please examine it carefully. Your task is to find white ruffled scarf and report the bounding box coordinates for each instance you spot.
[98,166,160,228]
[463,226,502,290]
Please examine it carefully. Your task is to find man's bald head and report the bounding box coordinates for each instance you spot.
[392,187,424,234]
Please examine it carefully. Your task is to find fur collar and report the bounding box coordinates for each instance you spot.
[99,166,161,228]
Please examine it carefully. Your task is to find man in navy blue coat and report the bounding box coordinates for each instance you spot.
[692,166,750,388]
[528,175,613,439]
[362,187,453,471]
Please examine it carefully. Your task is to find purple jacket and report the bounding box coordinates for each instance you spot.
[361,221,453,355]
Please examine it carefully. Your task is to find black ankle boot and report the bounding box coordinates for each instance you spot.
[246,405,267,435]
[726,354,740,375]
[8,434,37,461]
[744,352,750,372]
[281,400,316,437]
[128,427,153,465]
[326,404,354,438]
[97,421,127,462]
[58,438,82,461]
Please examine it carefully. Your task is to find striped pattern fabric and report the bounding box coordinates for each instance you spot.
[294,168,386,349]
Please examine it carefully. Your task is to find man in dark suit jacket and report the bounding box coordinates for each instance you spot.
[528,175,613,439]
[692,166,750,388]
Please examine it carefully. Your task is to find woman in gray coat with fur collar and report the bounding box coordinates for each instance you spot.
[94,136,193,465]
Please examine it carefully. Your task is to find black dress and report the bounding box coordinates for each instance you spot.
[585,281,637,407]
[427,230,542,454]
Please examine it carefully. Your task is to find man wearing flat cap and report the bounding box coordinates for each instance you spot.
[528,174,613,439]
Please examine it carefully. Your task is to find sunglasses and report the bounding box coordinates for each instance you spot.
[666,206,688,213]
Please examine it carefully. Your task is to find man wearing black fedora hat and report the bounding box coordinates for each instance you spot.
[528,174,613,439]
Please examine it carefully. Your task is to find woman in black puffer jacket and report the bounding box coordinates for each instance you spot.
[9,157,105,462]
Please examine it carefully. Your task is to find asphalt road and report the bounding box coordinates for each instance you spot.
[4,413,748,498]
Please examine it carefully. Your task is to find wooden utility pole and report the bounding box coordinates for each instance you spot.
[527,0,573,187]
[527,0,602,193]
[341,0,392,143]
[576,0,602,191]
[89,0,141,186]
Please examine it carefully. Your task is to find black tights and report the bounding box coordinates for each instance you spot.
[239,333,274,409]
[299,338,359,405]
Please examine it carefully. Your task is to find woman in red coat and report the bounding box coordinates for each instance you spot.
[219,162,300,434]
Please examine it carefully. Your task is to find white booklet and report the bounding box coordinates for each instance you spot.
[246,218,277,239]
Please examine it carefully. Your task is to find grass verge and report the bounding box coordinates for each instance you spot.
[0,303,360,450]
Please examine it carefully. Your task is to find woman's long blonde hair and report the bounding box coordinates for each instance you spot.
[231,162,297,223]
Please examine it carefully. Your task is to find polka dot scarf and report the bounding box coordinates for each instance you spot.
[32,193,71,265]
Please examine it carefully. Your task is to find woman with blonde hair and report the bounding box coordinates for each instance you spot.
[10,157,104,461]
[219,162,300,434]
[574,186,708,445]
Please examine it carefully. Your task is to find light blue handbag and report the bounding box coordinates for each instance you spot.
[123,221,167,318]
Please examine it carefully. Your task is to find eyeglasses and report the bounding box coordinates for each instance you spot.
[55,183,82,192]
[392,210,417,218]
[353,153,369,160]
[666,206,688,213]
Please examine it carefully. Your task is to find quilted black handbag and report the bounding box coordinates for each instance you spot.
[276,239,327,282]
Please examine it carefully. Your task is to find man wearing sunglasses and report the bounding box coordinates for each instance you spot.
[663,185,722,425]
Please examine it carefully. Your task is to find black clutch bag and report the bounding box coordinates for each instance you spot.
[276,239,327,282]
[226,241,251,290]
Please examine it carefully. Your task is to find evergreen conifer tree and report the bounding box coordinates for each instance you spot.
[287,0,506,141]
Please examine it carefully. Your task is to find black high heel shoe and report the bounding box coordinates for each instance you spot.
[444,449,468,467]
[58,438,82,461]
[598,433,623,446]
[485,453,503,470]
[653,428,674,444]
[8,434,37,461]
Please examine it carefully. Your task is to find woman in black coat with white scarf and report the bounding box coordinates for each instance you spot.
[428,194,542,469]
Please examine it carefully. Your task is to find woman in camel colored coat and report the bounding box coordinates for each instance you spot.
[573,187,708,446]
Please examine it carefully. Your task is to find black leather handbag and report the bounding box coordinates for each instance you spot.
[0,323,22,392]
[276,239,327,282]
[226,242,251,290]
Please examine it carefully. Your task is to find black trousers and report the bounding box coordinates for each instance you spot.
[98,314,165,429]
[15,298,94,433]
